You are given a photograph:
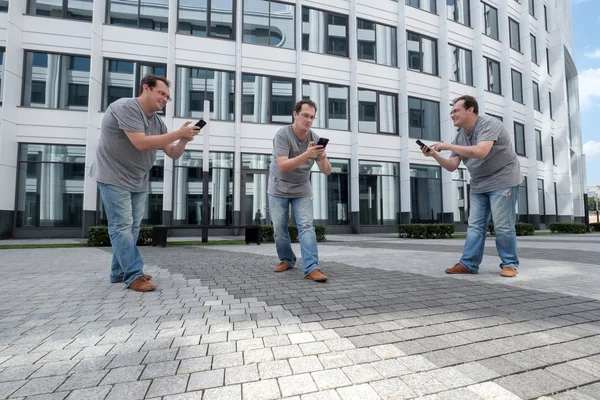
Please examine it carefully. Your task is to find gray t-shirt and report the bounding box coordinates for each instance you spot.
[91,98,168,192]
[450,115,523,194]
[268,125,320,198]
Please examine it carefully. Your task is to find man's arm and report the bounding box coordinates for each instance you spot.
[430,152,462,172]
[125,122,199,152]
[315,155,332,175]
[434,141,494,159]
[276,141,324,172]
[162,139,191,160]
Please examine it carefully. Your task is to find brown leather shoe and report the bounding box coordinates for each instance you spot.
[305,269,328,282]
[500,266,518,277]
[128,276,156,292]
[445,263,473,274]
[274,262,291,272]
[112,274,152,283]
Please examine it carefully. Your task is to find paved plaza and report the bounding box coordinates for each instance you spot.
[1,233,600,399]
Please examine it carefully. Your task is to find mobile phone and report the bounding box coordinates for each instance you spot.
[316,137,329,148]
[416,139,431,153]
[195,119,207,129]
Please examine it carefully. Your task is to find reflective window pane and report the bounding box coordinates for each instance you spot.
[530,34,537,64]
[358,160,399,226]
[453,168,468,223]
[311,159,349,225]
[175,66,235,121]
[178,0,234,39]
[303,81,349,130]
[109,0,138,27]
[533,81,540,111]
[243,0,295,49]
[302,8,348,57]
[511,69,523,103]
[0,0,7,12]
[68,0,93,21]
[16,144,86,228]
[407,31,437,75]
[538,179,545,220]
[449,45,473,86]
[358,89,377,133]
[271,79,293,123]
[28,0,63,17]
[535,129,543,161]
[140,0,169,31]
[447,0,470,26]
[406,0,436,14]
[483,3,499,40]
[103,59,167,110]
[211,0,234,38]
[357,19,397,67]
[242,153,271,169]
[408,97,440,141]
[514,122,526,156]
[242,74,293,124]
[379,93,397,134]
[519,177,528,221]
[410,164,442,223]
[509,18,520,52]
[0,48,4,102]
[486,57,501,94]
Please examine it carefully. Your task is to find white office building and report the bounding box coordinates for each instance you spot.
[0,0,586,238]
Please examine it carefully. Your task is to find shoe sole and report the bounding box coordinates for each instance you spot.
[111,274,152,283]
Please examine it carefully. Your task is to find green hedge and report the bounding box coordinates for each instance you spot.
[397,223,455,239]
[87,226,153,247]
[260,225,326,242]
[590,222,600,232]
[488,221,535,236]
[549,222,587,234]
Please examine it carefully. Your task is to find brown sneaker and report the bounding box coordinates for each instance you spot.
[500,266,518,277]
[445,263,473,274]
[128,276,157,292]
[274,262,291,272]
[305,269,328,282]
[112,274,152,283]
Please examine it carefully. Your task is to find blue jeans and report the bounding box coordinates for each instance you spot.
[459,185,520,273]
[97,182,148,287]
[268,194,320,276]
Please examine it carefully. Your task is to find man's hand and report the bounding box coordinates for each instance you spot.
[305,141,325,160]
[429,142,450,152]
[178,121,200,141]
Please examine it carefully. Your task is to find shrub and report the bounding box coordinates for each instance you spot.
[549,222,586,234]
[590,222,600,232]
[87,225,153,246]
[488,221,535,236]
[260,224,326,243]
[397,223,455,239]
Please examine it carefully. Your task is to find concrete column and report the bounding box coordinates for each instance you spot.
[397,2,410,224]
[349,0,360,232]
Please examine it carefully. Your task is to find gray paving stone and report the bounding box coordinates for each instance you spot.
[177,356,213,374]
[370,358,412,378]
[57,370,108,391]
[213,352,244,369]
[300,389,341,400]
[188,368,224,391]
[176,345,209,360]
[70,356,113,373]
[553,390,598,400]
[401,372,448,396]
[203,384,242,400]
[225,364,259,385]
[263,335,291,348]
[162,390,204,400]
[30,360,78,379]
[454,361,501,383]
[242,379,281,400]
[0,380,26,398]
[22,392,69,400]
[0,365,40,382]
[100,365,145,385]
[64,385,112,400]
[244,348,274,364]
[311,369,350,390]
[299,342,331,356]
[341,364,382,384]
[466,382,522,400]
[336,383,380,400]
[258,360,292,379]
[344,348,380,364]
[323,339,355,352]
[141,360,179,379]
[273,345,304,360]
[369,378,416,399]
[567,358,600,378]
[12,375,66,397]
[146,374,190,398]
[289,333,316,344]
[105,380,151,400]
[278,373,318,397]
[494,369,574,399]
[289,356,324,374]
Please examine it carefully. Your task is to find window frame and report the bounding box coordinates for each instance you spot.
[242,0,296,50]
[448,0,471,27]
[302,6,349,58]
[405,0,437,14]
[242,73,296,125]
[511,69,523,104]
[514,121,526,156]
[483,2,499,40]
[177,0,237,40]
[485,57,502,95]
[535,129,543,161]
[357,88,399,135]
[106,0,169,31]
[302,79,350,130]
[408,96,441,141]
[449,43,473,86]
[530,34,538,64]
[509,17,521,52]
[27,0,92,21]
[406,30,439,76]
[532,81,540,112]
[356,18,398,67]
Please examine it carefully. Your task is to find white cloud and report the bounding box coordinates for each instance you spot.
[578,68,600,109]
[584,141,600,157]
[584,48,600,59]
[572,0,589,4]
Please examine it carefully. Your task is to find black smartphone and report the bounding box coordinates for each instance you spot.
[316,137,329,148]
[195,119,207,129]
[416,139,431,153]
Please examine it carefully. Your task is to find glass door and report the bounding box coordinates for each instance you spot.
[241,171,270,226]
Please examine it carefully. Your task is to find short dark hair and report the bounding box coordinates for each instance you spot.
[452,95,479,114]
[294,99,317,114]
[139,74,171,95]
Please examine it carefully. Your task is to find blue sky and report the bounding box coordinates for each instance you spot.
[572,0,600,187]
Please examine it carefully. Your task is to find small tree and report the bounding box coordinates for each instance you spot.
[589,196,598,212]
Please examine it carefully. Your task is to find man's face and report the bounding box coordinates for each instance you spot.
[293,104,316,130]
[450,100,471,127]
[145,81,171,111]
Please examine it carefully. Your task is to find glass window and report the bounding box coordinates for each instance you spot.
[483,3,499,40]
[0,1,7,12]
[175,67,235,121]
[359,160,399,226]
[108,0,169,31]
[509,18,520,52]
[551,136,556,165]
[16,144,86,228]
[27,0,93,21]
[243,0,295,50]
[453,168,468,223]
[535,129,543,161]
[529,0,535,17]
[357,19,397,67]
[511,69,523,103]
[533,81,540,111]
[549,91,553,119]
[538,179,546,224]
[103,59,167,110]
[449,44,473,86]
[311,159,350,225]
[546,48,550,74]
[486,57,501,94]
[410,164,442,223]
[514,121,526,156]
[405,0,436,14]
[302,8,348,57]
[358,89,398,134]
[448,0,470,26]
[178,0,235,39]
[23,52,91,110]
[407,31,438,75]
[243,74,294,124]
[544,5,548,31]
[173,151,234,226]
[518,177,528,222]
[303,81,349,130]
[530,34,538,64]
[487,113,503,121]
[408,97,440,141]
[0,48,4,102]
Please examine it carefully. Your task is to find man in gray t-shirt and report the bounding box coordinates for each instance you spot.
[421,95,523,278]
[268,100,332,282]
[90,74,200,292]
